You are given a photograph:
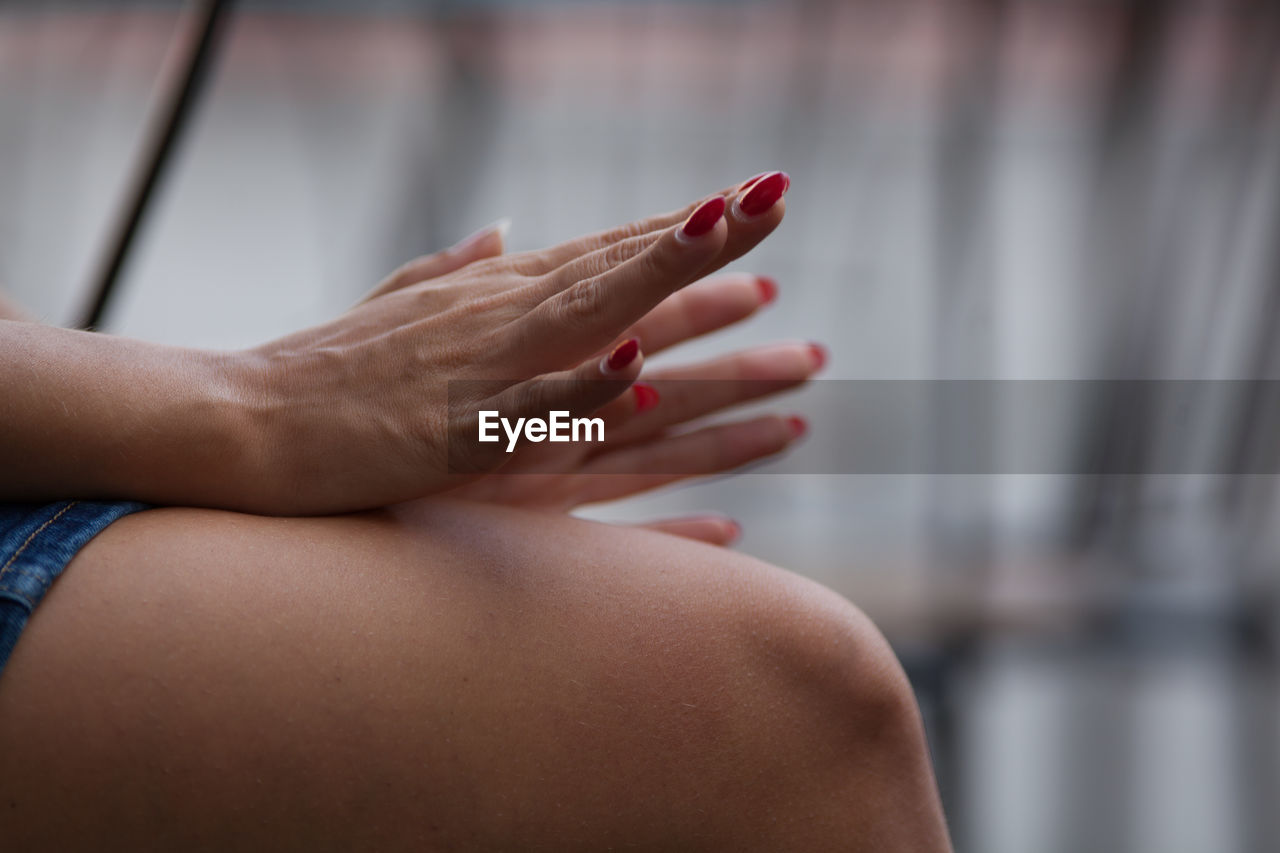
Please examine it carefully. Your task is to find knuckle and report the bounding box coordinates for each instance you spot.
[560,239,638,284]
[608,221,648,243]
[554,277,607,328]
[452,291,524,325]
[601,237,641,269]
[475,250,544,277]
[514,377,550,415]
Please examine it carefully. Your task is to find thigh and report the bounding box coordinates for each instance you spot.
[0,499,851,851]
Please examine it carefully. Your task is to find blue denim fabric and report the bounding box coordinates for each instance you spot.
[0,501,148,678]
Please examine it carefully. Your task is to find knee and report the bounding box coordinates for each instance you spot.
[654,549,946,847]
[723,562,927,771]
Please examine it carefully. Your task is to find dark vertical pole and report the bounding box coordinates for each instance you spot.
[79,0,232,331]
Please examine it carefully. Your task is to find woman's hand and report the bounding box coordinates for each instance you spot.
[451,278,824,524]
[367,207,822,548]
[235,172,793,514]
[0,173,792,515]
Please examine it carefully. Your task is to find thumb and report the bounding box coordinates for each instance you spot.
[365,218,509,301]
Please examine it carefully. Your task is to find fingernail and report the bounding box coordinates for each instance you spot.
[724,518,742,544]
[603,338,640,373]
[679,195,726,240]
[455,217,510,250]
[757,275,778,305]
[740,172,770,193]
[633,382,660,413]
[786,415,808,439]
[736,171,790,218]
[807,342,827,370]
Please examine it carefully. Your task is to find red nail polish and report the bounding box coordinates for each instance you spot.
[607,338,640,371]
[739,172,770,193]
[757,275,778,305]
[807,342,827,370]
[738,171,790,218]
[633,382,660,413]
[680,196,726,239]
[786,415,808,439]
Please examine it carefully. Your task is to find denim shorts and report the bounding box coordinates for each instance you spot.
[0,500,149,678]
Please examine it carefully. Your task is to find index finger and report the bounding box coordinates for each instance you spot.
[507,198,731,373]
[516,174,765,275]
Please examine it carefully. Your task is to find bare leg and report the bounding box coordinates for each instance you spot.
[0,499,950,851]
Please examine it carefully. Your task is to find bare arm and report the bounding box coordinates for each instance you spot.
[0,289,262,508]
[0,319,260,508]
[0,290,247,507]
[0,173,792,514]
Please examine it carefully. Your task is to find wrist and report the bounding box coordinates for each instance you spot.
[91,341,270,511]
[178,346,278,511]
[219,343,329,515]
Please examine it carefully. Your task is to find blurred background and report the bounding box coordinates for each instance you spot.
[2,0,1279,849]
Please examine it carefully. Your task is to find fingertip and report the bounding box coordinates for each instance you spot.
[484,217,511,256]
[454,217,510,257]
[757,275,778,305]
[731,171,790,222]
[698,515,742,547]
[738,172,771,194]
[632,381,660,413]
[676,195,727,243]
[600,337,643,377]
[807,342,827,371]
[680,515,742,546]
[604,338,640,372]
[663,208,728,279]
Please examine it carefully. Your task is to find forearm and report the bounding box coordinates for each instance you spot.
[0,320,263,508]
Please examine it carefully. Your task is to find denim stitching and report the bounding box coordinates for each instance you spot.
[0,501,78,581]
[0,567,61,580]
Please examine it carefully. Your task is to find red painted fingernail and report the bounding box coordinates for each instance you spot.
[606,338,640,371]
[633,382,660,413]
[680,195,726,239]
[737,171,790,218]
[807,342,827,370]
[786,415,808,439]
[756,275,778,305]
[739,171,770,193]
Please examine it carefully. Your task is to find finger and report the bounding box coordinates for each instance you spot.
[364,219,509,300]
[618,272,777,357]
[605,342,825,445]
[509,202,729,373]
[542,175,787,307]
[568,414,807,505]
[591,381,661,426]
[455,340,645,471]
[520,175,766,275]
[634,516,742,546]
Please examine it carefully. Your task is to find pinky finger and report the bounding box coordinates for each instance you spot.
[364,219,509,301]
[634,516,742,546]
